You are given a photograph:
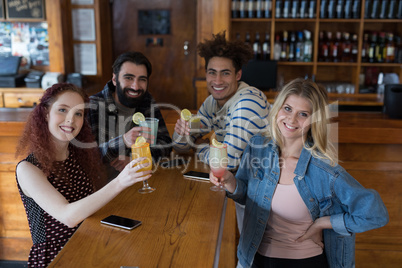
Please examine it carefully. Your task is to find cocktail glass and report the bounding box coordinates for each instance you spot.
[139,118,159,145]
[131,142,155,194]
[209,143,228,192]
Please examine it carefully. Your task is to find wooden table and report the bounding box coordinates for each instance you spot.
[48,159,232,267]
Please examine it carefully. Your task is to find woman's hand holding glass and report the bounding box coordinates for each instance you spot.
[116,157,152,189]
[209,170,237,193]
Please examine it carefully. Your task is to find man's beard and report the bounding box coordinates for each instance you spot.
[115,79,146,108]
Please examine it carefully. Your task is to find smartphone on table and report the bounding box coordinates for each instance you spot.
[183,171,210,181]
[101,215,142,230]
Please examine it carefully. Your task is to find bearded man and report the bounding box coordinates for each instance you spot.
[89,51,172,181]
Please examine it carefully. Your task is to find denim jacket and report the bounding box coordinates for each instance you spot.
[228,135,389,268]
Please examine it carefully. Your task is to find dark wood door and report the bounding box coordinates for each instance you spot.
[112,0,197,109]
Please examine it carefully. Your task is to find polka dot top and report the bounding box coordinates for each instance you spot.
[16,151,95,267]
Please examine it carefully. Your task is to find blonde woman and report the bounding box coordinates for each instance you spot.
[210,78,389,268]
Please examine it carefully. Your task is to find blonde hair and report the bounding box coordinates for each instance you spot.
[267,78,337,165]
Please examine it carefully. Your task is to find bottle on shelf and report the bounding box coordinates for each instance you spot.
[309,0,316,18]
[291,0,299,18]
[253,32,262,59]
[248,0,256,18]
[232,0,239,18]
[361,33,370,62]
[336,0,344,19]
[385,33,395,63]
[371,0,380,18]
[300,0,308,18]
[245,32,251,47]
[394,35,402,63]
[239,0,247,18]
[365,0,372,18]
[341,32,351,62]
[281,30,289,61]
[379,0,389,19]
[368,32,377,63]
[332,32,341,62]
[303,30,313,62]
[264,0,272,18]
[398,0,402,19]
[276,0,283,18]
[256,0,263,18]
[388,0,397,18]
[288,31,296,61]
[283,0,291,18]
[351,33,358,62]
[296,31,304,61]
[376,32,386,63]
[236,32,241,41]
[352,0,361,18]
[262,32,271,60]
[328,0,336,18]
[273,34,282,60]
[318,31,328,62]
[321,0,328,18]
[344,0,353,19]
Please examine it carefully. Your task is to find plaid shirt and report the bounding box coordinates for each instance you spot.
[88,81,172,164]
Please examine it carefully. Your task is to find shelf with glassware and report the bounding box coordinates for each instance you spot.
[229,0,401,102]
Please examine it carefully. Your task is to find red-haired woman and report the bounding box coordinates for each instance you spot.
[15,83,152,267]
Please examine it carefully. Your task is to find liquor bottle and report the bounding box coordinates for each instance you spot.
[385,33,395,63]
[262,32,271,60]
[232,0,239,18]
[344,0,353,18]
[371,0,380,18]
[398,0,402,19]
[388,0,397,18]
[248,0,256,18]
[328,0,336,18]
[236,32,241,41]
[351,34,358,62]
[318,31,327,61]
[273,34,282,60]
[296,31,304,61]
[379,0,389,19]
[291,0,299,18]
[341,32,351,62]
[264,0,272,18]
[332,31,341,62]
[368,32,377,63]
[253,32,262,59]
[364,0,372,18]
[256,0,263,18]
[309,0,316,18]
[361,33,370,62]
[336,0,345,18]
[303,30,313,62]
[326,31,334,62]
[321,0,328,18]
[281,31,289,60]
[352,0,361,18]
[376,32,386,62]
[288,31,296,61]
[283,0,291,18]
[276,0,283,18]
[394,35,402,63]
[245,32,251,47]
[239,0,247,18]
[300,0,308,18]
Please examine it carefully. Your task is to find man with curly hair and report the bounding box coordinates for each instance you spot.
[173,31,270,241]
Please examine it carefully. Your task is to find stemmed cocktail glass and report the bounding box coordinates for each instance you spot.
[131,142,155,194]
[209,143,228,192]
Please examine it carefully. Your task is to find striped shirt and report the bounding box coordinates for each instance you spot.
[173,82,269,170]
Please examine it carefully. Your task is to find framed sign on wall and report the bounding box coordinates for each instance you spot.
[6,0,45,21]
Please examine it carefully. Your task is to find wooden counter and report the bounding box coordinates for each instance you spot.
[48,160,234,267]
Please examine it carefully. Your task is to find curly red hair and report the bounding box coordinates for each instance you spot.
[16,83,104,189]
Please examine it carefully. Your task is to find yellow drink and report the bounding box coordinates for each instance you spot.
[131,143,152,171]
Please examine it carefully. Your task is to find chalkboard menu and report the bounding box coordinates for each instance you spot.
[6,0,45,20]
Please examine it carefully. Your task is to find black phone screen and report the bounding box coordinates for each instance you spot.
[101,215,142,230]
[183,171,210,181]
